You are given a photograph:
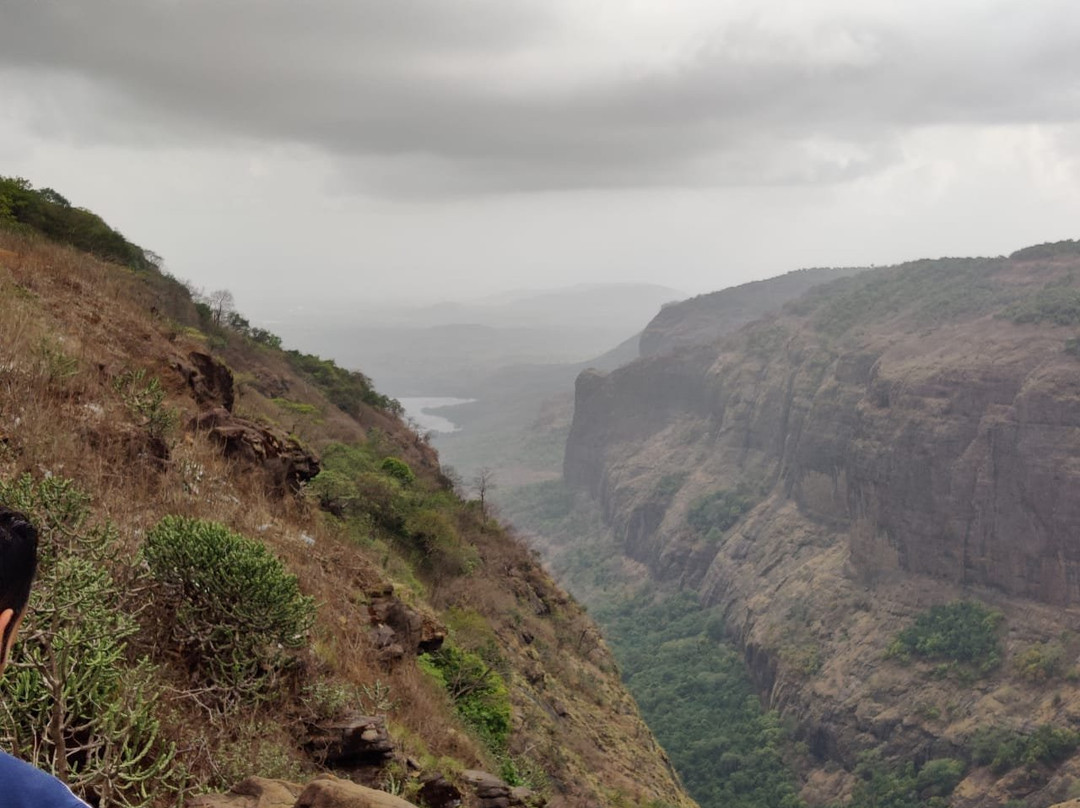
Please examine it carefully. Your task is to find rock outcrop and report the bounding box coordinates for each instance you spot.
[306,715,395,768]
[174,350,236,411]
[190,407,320,492]
[365,585,446,658]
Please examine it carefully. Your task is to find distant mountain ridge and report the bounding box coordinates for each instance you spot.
[639,266,868,356]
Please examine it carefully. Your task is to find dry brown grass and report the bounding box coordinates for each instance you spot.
[0,227,695,808]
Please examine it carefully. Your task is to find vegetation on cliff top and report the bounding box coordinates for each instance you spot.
[0,176,157,271]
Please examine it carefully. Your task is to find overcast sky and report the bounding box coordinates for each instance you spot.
[1,0,1079,327]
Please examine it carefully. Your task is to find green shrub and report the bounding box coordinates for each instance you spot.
[0,475,180,806]
[353,471,407,530]
[887,601,1003,672]
[305,470,358,516]
[848,750,965,808]
[971,724,1080,773]
[144,516,315,705]
[405,508,458,555]
[380,457,416,485]
[112,368,177,441]
[419,643,511,753]
[915,758,965,797]
[320,442,378,476]
[1014,641,1065,682]
[687,489,754,540]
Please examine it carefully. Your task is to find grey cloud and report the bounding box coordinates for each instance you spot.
[1,0,1078,194]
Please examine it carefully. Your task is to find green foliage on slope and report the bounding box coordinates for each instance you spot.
[970,724,1080,774]
[803,257,1012,336]
[418,643,511,753]
[1003,285,1080,326]
[886,600,1003,674]
[0,475,181,807]
[285,350,402,416]
[0,176,156,270]
[686,488,754,541]
[596,591,802,808]
[144,516,316,705]
[843,750,965,808]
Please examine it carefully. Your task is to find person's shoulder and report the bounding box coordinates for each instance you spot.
[0,750,90,806]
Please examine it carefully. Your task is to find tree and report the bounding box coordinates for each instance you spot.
[206,289,235,325]
[473,467,496,523]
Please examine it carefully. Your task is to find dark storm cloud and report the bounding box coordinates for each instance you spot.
[2,0,1078,193]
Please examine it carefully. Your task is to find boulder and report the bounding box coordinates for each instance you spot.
[294,774,419,808]
[189,777,303,808]
[459,770,541,808]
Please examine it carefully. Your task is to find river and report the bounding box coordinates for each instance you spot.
[397,397,475,434]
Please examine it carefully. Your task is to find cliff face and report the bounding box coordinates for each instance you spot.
[564,245,1080,805]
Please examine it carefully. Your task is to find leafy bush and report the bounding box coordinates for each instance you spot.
[419,643,511,753]
[849,750,965,808]
[380,456,416,485]
[915,758,965,798]
[687,489,754,541]
[112,368,177,441]
[144,516,316,705]
[0,475,180,806]
[887,601,1003,672]
[1014,641,1065,682]
[971,725,1080,774]
[305,469,359,516]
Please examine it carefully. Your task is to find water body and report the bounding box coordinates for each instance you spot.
[397,397,476,434]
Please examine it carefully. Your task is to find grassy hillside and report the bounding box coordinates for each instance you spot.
[0,178,695,808]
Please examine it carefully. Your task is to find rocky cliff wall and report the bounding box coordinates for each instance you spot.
[563,246,1080,804]
[568,254,1080,605]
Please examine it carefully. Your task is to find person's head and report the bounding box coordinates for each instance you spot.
[0,508,38,672]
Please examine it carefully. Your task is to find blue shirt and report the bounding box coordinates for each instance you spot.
[0,751,89,807]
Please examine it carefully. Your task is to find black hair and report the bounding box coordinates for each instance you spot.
[0,508,38,658]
